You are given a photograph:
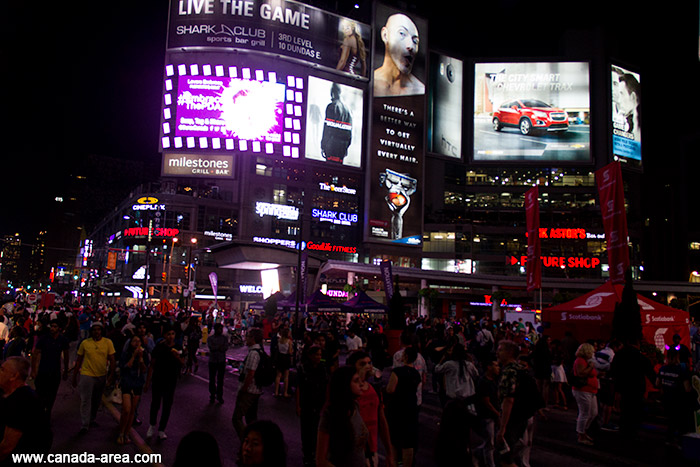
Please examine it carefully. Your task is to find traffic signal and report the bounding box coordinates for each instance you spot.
[162,272,167,282]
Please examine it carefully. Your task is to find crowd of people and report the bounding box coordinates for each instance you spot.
[0,298,697,466]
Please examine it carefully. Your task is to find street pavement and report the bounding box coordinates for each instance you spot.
[43,343,700,466]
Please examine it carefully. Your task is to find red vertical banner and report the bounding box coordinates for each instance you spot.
[596,161,630,284]
[525,187,541,292]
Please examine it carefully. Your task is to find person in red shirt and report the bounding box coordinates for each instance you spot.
[347,351,394,467]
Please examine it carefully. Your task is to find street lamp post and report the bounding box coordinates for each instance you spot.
[165,237,178,301]
[187,238,197,310]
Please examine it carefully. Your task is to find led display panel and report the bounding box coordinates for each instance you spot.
[473,62,591,163]
[160,54,305,159]
[305,76,364,168]
[429,53,463,159]
[611,65,641,166]
[175,76,285,141]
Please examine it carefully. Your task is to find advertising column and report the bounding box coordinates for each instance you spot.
[366,4,427,246]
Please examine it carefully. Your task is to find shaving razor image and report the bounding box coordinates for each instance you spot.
[379,169,417,240]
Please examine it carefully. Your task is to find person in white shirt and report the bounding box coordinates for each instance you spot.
[345,329,364,353]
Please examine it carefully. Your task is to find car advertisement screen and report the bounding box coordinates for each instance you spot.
[305,76,364,168]
[473,62,591,163]
[175,75,285,142]
[429,53,463,159]
[611,65,641,166]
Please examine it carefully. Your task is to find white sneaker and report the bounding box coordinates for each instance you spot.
[158,431,167,440]
[146,425,155,439]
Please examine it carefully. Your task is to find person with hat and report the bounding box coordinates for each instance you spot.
[72,321,116,434]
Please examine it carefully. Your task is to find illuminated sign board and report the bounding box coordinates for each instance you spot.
[163,153,233,177]
[367,4,427,247]
[326,289,349,298]
[611,65,641,166]
[175,75,285,141]
[311,208,358,225]
[429,53,463,159]
[526,228,604,240]
[255,202,299,220]
[319,182,357,195]
[167,0,371,79]
[511,255,601,269]
[252,236,298,249]
[204,230,233,241]
[160,54,305,158]
[473,62,591,163]
[239,284,264,294]
[305,76,364,168]
[123,228,180,238]
[306,241,357,254]
[132,204,166,211]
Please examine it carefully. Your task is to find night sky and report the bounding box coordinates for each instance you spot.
[3,1,700,242]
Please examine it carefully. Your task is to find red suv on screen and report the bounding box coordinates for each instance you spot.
[492,99,568,135]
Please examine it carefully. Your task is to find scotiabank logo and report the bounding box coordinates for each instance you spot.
[561,312,603,321]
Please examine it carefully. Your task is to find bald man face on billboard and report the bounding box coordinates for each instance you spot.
[373,13,425,97]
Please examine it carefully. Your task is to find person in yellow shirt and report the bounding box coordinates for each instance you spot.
[72,321,116,434]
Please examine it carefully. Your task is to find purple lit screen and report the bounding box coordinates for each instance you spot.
[176,76,285,142]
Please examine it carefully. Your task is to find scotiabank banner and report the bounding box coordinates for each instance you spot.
[525,187,541,292]
[596,161,629,283]
[168,0,371,79]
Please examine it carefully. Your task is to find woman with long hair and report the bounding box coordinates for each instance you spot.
[274,327,294,398]
[572,343,598,445]
[118,335,149,445]
[434,342,479,407]
[316,365,369,467]
[336,20,367,76]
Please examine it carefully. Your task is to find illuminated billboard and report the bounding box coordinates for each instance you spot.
[611,65,641,166]
[160,53,305,158]
[473,62,591,163]
[367,4,427,246]
[305,76,364,167]
[175,75,285,141]
[167,0,371,79]
[429,53,463,159]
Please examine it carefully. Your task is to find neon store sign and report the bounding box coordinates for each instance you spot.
[527,228,605,240]
[306,241,357,254]
[311,209,358,225]
[255,202,300,220]
[124,228,180,238]
[513,255,601,269]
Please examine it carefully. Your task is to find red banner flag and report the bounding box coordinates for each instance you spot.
[596,162,630,284]
[525,186,541,292]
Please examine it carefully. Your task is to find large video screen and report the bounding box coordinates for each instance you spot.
[160,54,305,159]
[473,62,591,163]
[611,65,641,166]
[429,53,463,159]
[305,76,364,167]
[176,76,285,142]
